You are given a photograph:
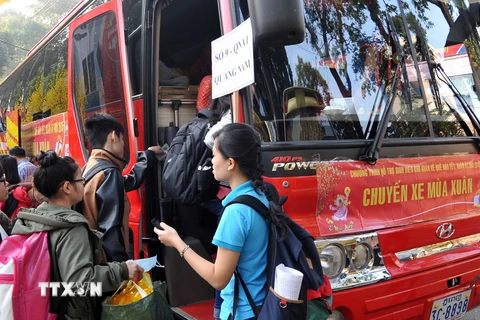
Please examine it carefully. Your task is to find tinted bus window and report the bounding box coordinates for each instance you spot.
[22,49,45,123]
[0,69,23,132]
[123,0,142,33]
[72,11,130,162]
[241,0,479,143]
[0,69,23,111]
[123,0,143,95]
[43,29,68,117]
[401,1,478,138]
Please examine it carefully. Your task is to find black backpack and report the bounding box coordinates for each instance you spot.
[225,187,332,320]
[3,192,19,219]
[162,110,219,205]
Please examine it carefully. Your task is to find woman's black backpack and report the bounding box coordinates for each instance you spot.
[162,110,219,205]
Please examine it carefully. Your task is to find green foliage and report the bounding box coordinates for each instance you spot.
[295,56,332,103]
[25,74,43,123]
[385,102,469,138]
[0,31,15,80]
[44,66,67,116]
[0,0,78,79]
[25,0,79,26]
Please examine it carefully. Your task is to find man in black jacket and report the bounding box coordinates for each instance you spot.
[81,113,162,262]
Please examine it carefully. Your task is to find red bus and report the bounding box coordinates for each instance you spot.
[1,0,480,319]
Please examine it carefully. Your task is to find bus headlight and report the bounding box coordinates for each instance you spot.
[320,244,346,278]
[352,243,373,271]
[315,232,391,291]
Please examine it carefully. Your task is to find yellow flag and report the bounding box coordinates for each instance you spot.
[6,110,20,150]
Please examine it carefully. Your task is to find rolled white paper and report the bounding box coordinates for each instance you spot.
[273,264,303,300]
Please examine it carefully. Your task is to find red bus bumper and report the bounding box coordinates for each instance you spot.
[333,255,480,319]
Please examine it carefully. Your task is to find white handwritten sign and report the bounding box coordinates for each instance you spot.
[211,18,254,99]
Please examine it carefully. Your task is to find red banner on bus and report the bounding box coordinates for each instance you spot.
[21,113,69,157]
[316,155,480,234]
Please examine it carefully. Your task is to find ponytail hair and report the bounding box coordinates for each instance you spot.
[34,151,78,198]
[215,125,289,238]
[213,123,264,192]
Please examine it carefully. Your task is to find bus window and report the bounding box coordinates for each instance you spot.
[123,0,143,95]
[395,0,479,138]
[72,11,130,162]
[123,0,142,33]
[43,29,68,117]
[242,0,480,143]
[22,48,46,123]
[0,69,23,115]
[0,70,23,133]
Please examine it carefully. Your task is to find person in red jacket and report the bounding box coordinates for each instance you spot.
[0,183,41,220]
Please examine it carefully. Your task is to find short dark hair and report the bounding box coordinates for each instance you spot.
[9,146,26,157]
[1,156,21,185]
[34,150,79,198]
[84,113,125,149]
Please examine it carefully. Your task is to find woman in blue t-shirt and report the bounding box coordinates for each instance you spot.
[155,123,269,320]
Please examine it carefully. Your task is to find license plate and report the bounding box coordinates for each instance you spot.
[430,290,471,320]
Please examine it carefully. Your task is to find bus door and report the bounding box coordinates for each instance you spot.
[149,0,224,313]
[67,0,142,257]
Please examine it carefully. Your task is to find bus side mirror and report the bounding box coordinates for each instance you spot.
[247,0,305,47]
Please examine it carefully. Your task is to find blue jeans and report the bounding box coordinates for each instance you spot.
[202,199,224,220]
[203,199,224,318]
[214,289,223,318]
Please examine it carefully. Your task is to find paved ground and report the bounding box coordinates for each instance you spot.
[464,306,480,319]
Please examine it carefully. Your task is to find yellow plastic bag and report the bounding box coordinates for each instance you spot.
[101,280,174,320]
[109,273,154,306]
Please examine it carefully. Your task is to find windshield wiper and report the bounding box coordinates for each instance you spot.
[433,62,480,135]
[413,19,478,136]
[396,0,434,137]
[413,21,443,115]
[360,14,406,164]
[360,58,401,164]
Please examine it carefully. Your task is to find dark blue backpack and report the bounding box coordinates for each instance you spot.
[225,190,332,320]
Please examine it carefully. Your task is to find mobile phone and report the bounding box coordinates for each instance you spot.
[151,218,164,230]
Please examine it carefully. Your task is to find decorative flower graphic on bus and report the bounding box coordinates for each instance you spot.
[330,187,351,221]
[316,162,347,213]
[55,135,63,155]
[474,185,480,207]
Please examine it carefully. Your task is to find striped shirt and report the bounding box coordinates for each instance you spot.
[17,159,36,182]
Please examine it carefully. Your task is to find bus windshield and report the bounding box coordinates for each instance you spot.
[240,0,480,143]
